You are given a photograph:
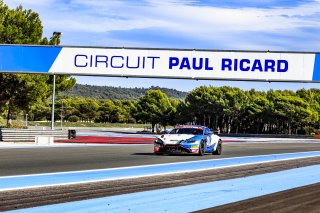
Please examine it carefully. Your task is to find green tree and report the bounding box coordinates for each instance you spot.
[76,98,99,122]
[245,89,270,133]
[267,90,314,134]
[137,90,172,132]
[97,100,117,123]
[0,1,75,125]
[121,100,138,123]
[297,88,320,131]
[167,98,179,126]
[185,86,210,126]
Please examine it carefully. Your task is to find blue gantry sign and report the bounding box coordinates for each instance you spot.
[0,44,319,82]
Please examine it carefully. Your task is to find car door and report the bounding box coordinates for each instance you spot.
[204,128,212,148]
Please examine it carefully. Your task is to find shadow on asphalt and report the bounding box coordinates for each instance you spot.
[132,153,156,156]
[132,153,203,157]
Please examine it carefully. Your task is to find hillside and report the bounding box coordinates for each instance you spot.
[61,84,188,100]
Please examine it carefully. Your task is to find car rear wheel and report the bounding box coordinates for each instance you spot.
[212,140,222,155]
[198,141,205,156]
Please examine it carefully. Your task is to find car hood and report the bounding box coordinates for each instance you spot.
[159,134,197,145]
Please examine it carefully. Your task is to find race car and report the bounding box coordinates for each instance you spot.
[154,125,222,156]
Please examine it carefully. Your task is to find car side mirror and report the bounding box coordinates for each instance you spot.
[162,130,169,134]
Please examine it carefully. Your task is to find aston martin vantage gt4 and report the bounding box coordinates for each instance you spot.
[154,125,222,156]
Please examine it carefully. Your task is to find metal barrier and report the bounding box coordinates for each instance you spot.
[0,128,68,142]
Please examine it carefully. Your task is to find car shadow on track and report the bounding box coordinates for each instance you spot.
[132,153,202,157]
[132,153,156,156]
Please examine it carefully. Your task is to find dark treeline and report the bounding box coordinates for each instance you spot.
[62,84,188,100]
[183,86,320,135]
[25,86,320,135]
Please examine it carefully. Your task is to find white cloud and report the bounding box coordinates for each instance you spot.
[6,0,55,7]
[4,0,320,50]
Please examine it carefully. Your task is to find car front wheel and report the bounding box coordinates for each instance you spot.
[212,140,222,155]
[198,141,205,156]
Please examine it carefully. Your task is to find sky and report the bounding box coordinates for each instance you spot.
[5,0,320,92]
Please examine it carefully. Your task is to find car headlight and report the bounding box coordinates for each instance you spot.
[155,138,164,144]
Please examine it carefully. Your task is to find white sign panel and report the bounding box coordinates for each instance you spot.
[1,45,320,82]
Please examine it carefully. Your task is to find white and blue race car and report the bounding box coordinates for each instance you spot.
[154,125,222,156]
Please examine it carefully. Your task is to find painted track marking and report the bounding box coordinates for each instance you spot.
[6,164,320,213]
[1,151,320,191]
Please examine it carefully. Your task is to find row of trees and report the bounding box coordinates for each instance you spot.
[64,84,188,100]
[14,86,320,135]
[27,90,178,133]
[183,86,319,135]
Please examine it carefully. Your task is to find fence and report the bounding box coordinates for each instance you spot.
[0,128,68,142]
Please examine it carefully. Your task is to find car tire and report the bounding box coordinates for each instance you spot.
[198,141,205,156]
[212,140,222,155]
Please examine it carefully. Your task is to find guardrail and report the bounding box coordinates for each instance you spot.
[217,133,313,139]
[0,128,68,142]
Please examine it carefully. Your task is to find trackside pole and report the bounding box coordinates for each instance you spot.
[51,74,56,130]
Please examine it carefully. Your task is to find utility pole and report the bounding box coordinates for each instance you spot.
[51,31,62,130]
[60,100,63,129]
[25,114,28,127]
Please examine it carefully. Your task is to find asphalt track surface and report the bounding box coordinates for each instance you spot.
[1,142,320,212]
[1,142,320,176]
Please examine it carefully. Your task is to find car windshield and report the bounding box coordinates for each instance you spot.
[170,128,203,135]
